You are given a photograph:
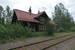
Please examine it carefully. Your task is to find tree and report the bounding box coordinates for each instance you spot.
[5,6,12,24]
[53,3,74,31]
[0,5,4,24]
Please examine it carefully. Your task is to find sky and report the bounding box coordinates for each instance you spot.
[0,0,75,20]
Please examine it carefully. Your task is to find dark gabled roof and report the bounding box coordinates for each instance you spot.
[14,9,56,25]
[14,9,41,23]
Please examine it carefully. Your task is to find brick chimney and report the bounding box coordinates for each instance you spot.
[38,10,40,14]
[29,6,32,14]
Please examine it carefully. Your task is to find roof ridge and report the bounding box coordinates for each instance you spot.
[14,9,38,15]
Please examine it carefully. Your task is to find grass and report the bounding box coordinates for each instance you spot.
[0,36,26,44]
[31,32,46,37]
[0,32,48,43]
[31,32,55,37]
[0,32,74,44]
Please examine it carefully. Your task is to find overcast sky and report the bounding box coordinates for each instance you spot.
[0,0,75,20]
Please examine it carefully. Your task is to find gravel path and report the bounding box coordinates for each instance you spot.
[46,37,75,50]
[14,34,74,50]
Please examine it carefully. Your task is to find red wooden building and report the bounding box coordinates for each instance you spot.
[12,7,56,31]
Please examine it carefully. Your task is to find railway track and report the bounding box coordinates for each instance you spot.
[9,33,75,50]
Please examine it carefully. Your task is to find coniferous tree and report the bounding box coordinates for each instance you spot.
[0,5,4,24]
[5,6,12,24]
[53,3,74,31]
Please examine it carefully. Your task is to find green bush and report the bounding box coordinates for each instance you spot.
[0,24,33,43]
[0,24,8,39]
[24,26,33,37]
[7,24,26,39]
[57,27,65,32]
[46,22,55,36]
[8,24,33,38]
[70,27,75,32]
